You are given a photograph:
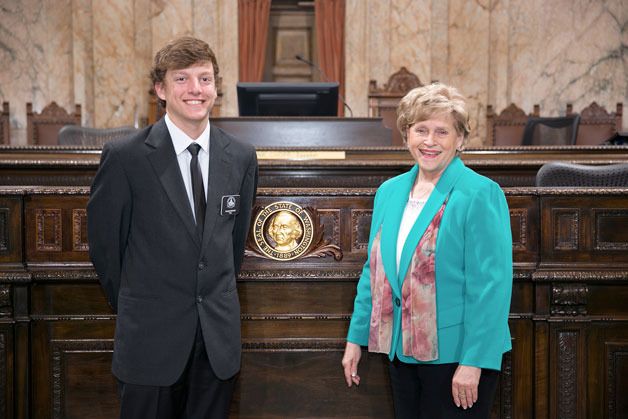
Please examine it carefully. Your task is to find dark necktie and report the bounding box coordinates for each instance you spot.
[187,143,206,234]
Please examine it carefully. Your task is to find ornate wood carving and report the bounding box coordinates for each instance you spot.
[553,209,579,250]
[316,209,340,247]
[238,269,361,281]
[0,208,7,252]
[510,208,528,250]
[242,338,345,352]
[27,102,81,145]
[0,332,6,418]
[594,210,628,250]
[578,101,616,123]
[351,209,372,252]
[0,285,10,317]
[51,339,113,419]
[500,351,513,419]
[369,67,422,95]
[551,284,588,315]
[557,331,578,419]
[606,342,628,419]
[245,205,342,261]
[36,208,62,252]
[72,209,89,251]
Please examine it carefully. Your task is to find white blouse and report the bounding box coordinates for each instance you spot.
[396,196,427,275]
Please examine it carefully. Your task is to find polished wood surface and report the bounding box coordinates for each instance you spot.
[0,183,627,418]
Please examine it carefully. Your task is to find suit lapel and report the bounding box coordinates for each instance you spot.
[397,157,465,283]
[200,126,233,253]
[380,166,417,297]
[145,119,201,249]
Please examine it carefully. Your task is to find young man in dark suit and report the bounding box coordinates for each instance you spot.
[87,36,258,419]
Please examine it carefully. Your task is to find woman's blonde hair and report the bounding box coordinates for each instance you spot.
[396,83,470,145]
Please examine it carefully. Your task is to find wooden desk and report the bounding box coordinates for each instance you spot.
[0,185,627,418]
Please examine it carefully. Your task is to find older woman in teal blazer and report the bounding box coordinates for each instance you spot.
[342,83,512,419]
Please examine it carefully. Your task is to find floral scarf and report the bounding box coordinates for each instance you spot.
[368,201,447,361]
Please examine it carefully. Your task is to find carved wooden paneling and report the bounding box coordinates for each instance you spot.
[0,330,7,419]
[551,284,589,316]
[351,209,372,252]
[50,339,116,419]
[317,209,340,247]
[0,285,11,317]
[552,209,579,251]
[556,330,580,419]
[71,209,89,252]
[35,209,62,252]
[593,209,628,251]
[605,342,628,419]
[0,197,22,263]
[510,208,528,250]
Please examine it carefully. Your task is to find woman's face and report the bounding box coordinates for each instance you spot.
[406,112,464,179]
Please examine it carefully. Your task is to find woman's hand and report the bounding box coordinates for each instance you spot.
[341,342,362,387]
[452,365,481,409]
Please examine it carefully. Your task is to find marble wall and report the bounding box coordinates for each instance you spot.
[0,0,626,145]
[345,0,627,145]
[0,0,237,145]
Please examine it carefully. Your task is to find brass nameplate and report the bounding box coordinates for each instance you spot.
[256,151,346,160]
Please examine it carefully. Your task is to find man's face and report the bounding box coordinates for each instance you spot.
[154,62,217,137]
[270,212,301,246]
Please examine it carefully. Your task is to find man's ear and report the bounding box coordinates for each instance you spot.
[154,82,166,101]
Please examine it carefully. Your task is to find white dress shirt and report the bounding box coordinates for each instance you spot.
[164,114,210,221]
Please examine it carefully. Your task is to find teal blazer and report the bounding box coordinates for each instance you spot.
[347,157,512,370]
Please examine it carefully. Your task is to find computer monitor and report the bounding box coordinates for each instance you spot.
[237,82,339,116]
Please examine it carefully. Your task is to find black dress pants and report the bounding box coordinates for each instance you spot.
[388,359,499,419]
[117,323,236,419]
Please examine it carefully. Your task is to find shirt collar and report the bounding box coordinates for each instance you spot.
[164,113,211,155]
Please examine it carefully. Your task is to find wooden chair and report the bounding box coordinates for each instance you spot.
[486,103,540,146]
[368,67,422,146]
[148,77,223,125]
[567,102,623,145]
[27,102,81,145]
[0,102,9,144]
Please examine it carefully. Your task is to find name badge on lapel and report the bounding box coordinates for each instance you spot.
[221,194,240,216]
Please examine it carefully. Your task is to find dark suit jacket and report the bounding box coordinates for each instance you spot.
[87,119,258,385]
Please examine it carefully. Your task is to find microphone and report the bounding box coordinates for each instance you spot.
[295,54,353,117]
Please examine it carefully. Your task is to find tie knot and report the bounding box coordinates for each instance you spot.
[187,143,202,156]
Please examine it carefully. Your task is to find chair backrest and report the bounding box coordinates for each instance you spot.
[0,102,9,144]
[58,125,138,146]
[522,115,580,146]
[27,102,81,145]
[368,67,422,146]
[567,102,622,145]
[536,162,628,187]
[487,103,539,146]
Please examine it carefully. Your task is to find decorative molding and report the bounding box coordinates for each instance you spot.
[256,187,376,196]
[29,269,98,281]
[0,208,8,252]
[351,209,372,252]
[0,332,5,418]
[509,208,528,250]
[0,285,11,317]
[317,209,340,246]
[238,269,362,281]
[242,338,345,352]
[551,284,589,315]
[241,314,351,321]
[533,270,628,282]
[500,351,513,419]
[594,210,628,251]
[557,331,578,419]
[51,339,114,419]
[579,101,615,121]
[36,208,62,252]
[606,342,628,418]
[552,209,579,250]
[71,209,89,251]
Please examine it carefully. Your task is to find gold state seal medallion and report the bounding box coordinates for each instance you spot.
[253,201,314,261]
